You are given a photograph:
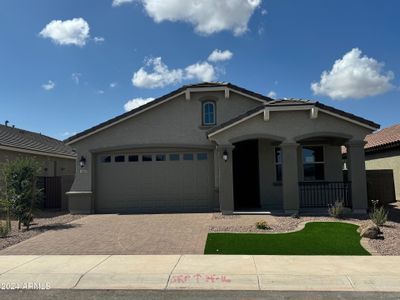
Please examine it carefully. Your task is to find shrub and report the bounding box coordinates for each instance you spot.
[255,220,270,230]
[328,200,344,218]
[369,200,388,226]
[291,213,300,219]
[1,158,41,230]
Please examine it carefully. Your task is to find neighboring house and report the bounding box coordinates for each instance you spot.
[0,124,76,209]
[65,82,379,215]
[364,124,400,201]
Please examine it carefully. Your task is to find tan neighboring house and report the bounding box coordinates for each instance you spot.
[65,82,380,215]
[364,124,400,201]
[0,123,76,209]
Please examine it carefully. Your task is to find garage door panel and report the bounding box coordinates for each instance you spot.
[95,150,214,213]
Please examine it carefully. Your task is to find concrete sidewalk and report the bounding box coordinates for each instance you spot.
[0,255,400,291]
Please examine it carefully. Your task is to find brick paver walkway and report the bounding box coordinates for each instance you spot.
[0,214,213,255]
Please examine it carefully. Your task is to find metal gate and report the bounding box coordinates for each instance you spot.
[37,176,62,209]
[366,170,396,205]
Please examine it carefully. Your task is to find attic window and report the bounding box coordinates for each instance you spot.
[202,101,216,125]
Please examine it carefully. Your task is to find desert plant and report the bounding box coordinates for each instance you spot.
[328,200,344,218]
[369,200,388,226]
[255,220,270,230]
[1,158,41,230]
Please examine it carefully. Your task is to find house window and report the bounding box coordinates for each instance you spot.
[101,155,111,163]
[115,155,125,163]
[128,155,139,162]
[142,155,152,162]
[275,148,282,182]
[156,154,166,161]
[197,153,208,161]
[169,154,180,161]
[202,101,216,125]
[183,153,194,161]
[302,146,325,181]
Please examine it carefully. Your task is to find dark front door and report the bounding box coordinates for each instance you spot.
[233,139,260,210]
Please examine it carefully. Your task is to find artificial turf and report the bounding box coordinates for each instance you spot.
[204,222,370,255]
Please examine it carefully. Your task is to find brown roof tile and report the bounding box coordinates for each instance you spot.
[365,124,400,151]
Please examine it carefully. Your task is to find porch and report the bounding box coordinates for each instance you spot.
[213,135,366,215]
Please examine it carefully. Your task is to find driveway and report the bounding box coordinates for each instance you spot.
[0,213,213,255]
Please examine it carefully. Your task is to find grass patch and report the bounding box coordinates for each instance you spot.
[204,222,370,255]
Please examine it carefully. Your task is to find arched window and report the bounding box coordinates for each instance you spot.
[202,101,216,125]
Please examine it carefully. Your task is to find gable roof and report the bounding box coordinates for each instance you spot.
[364,124,400,153]
[0,124,76,159]
[64,82,274,144]
[207,99,380,137]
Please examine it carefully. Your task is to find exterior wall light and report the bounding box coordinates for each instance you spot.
[79,156,87,168]
[222,150,228,162]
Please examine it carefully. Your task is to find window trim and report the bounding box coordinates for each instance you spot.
[301,145,325,182]
[202,101,216,126]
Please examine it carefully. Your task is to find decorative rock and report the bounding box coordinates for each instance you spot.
[360,224,381,239]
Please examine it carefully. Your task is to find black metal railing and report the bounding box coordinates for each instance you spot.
[299,181,352,208]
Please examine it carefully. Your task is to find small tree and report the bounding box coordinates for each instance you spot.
[1,157,41,230]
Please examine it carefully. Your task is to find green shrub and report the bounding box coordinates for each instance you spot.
[328,201,344,218]
[1,158,41,230]
[255,220,270,230]
[369,200,388,226]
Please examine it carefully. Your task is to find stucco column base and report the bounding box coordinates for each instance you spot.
[67,192,93,214]
[352,208,368,215]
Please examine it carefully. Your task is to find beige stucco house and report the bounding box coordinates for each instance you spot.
[364,124,400,201]
[0,124,76,209]
[65,82,379,215]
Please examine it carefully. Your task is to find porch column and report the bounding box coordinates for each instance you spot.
[281,142,300,213]
[217,145,234,214]
[346,140,368,214]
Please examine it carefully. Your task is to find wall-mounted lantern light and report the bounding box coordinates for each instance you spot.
[222,150,228,162]
[79,156,87,168]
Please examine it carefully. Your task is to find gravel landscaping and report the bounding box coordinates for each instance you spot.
[0,211,85,251]
[209,202,400,256]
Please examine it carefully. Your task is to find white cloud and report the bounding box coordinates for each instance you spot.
[185,62,215,82]
[112,0,134,6]
[39,18,90,46]
[132,57,184,88]
[267,91,276,98]
[62,131,77,137]
[261,9,268,15]
[94,36,105,43]
[96,90,105,94]
[311,48,395,100]
[110,82,117,88]
[71,73,82,84]
[124,97,155,111]
[137,0,261,36]
[42,80,55,91]
[208,49,233,62]
[132,57,218,88]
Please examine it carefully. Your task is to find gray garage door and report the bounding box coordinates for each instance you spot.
[95,149,214,213]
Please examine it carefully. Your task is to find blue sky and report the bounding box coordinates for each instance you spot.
[0,0,399,139]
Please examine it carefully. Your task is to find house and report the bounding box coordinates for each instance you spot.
[0,123,76,209]
[364,124,400,202]
[65,82,380,215]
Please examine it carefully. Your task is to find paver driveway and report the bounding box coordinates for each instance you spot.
[0,213,213,255]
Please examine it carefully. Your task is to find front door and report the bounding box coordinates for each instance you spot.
[232,139,261,210]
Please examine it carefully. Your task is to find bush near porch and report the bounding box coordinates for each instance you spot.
[205,222,370,255]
